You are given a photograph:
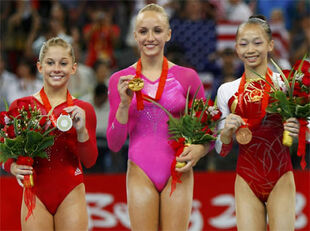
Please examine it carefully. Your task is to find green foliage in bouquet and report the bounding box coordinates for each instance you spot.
[253,54,310,120]
[0,103,56,163]
[146,88,222,144]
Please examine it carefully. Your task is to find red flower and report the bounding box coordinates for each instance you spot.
[282,70,291,80]
[207,99,214,106]
[7,108,20,119]
[0,111,7,126]
[3,125,15,138]
[195,111,208,123]
[293,82,308,98]
[293,59,310,75]
[302,75,310,87]
[212,111,222,121]
[202,126,212,135]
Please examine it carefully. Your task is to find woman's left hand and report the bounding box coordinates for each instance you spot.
[175,144,209,173]
[284,117,300,138]
[64,106,89,142]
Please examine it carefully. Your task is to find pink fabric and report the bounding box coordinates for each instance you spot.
[107,65,204,191]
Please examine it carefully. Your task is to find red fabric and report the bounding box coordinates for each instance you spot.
[83,24,120,67]
[298,119,308,170]
[230,77,293,202]
[134,57,168,110]
[237,68,273,129]
[169,138,186,196]
[219,140,233,157]
[5,96,98,214]
[40,88,73,125]
[16,156,35,221]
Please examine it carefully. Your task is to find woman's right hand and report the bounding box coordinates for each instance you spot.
[10,162,33,187]
[118,75,135,108]
[220,113,245,144]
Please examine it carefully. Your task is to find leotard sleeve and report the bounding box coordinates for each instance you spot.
[173,66,205,99]
[75,101,98,168]
[215,79,240,156]
[106,71,129,152]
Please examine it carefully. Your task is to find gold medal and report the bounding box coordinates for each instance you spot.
[57,114,72,132]
[128,78,144,91]
[236,127,252,145]
[176,161,186,168]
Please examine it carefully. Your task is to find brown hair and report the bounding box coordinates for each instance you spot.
[38,37,75,63]
[236,15,272,41]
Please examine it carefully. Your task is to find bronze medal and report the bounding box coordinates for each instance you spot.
[128,78,144,91]
[236,127,252,145]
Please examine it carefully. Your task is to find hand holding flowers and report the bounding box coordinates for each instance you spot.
[256,55,310,169]
[0,102,56,220]
[147,88,222,194]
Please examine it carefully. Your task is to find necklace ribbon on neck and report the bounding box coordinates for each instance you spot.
[134,57,168,110]
[39,87,73,127]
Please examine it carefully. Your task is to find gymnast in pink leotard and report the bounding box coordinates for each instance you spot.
[215,15,300,230]
[106,4,210,231]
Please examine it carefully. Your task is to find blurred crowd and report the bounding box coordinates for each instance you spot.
[0,0,309,174]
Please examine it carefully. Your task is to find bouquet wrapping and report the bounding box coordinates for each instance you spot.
[0,102,55,220]
[147,88,222,195]
[256,55,310,169]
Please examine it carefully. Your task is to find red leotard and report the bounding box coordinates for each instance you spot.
[3,96,98,214]
[216,75,293,202]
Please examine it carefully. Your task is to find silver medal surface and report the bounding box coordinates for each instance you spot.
[57,114,72,132]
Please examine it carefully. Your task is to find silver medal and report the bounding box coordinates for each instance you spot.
[56,114,72,132]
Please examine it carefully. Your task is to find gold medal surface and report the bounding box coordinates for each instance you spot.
[176,162,186,168]
[236,127,252,145]
[57,114,72,132]
[128,78,144,91]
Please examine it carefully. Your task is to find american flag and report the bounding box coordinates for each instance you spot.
[216,20,289,60]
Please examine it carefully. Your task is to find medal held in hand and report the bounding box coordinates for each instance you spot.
[40,88,74,132]
[236,126,252,145]
[56,114,72,132]
[128,78,144,91]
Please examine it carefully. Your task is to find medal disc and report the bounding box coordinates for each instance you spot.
[176,161,186,168]
[236,127,252,145]
[128,78,144,91]
[57,114,72,132]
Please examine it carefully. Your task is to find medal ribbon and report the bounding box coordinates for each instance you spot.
[237,68,273,128]
[297,118,308,170]
[16,156,35,221]
[39,88,74,126]
[134,57,168,110]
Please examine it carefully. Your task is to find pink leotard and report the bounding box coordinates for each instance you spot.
[107,65,204,192]
[215,74,293,202]
[3,96,98,214]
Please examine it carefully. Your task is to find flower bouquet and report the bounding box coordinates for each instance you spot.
[147,88,222,194]
[0,102,56,220]
[256,55,309,169]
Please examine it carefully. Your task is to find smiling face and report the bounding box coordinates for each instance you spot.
[235,24,274,71]
[37,46,77,89]
[134,10,171,58]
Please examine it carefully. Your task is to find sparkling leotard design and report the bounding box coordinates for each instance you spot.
[215,74,293,202]
[3,96,98,214]
[107,65,204,191]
